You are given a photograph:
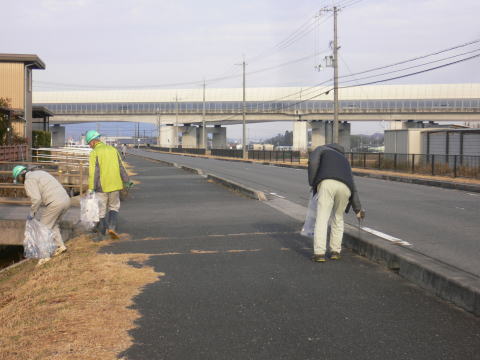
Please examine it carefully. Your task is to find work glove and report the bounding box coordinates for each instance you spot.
[356,209,366,220]
[124,181,134,189]
[27,213,35,221]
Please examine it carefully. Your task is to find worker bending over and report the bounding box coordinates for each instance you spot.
[13,165,71,265]
[86,130,129,241]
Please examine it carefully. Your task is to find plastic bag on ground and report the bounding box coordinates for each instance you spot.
[80,192,100,230]
[24,219,56,259]
[301,191,318,238]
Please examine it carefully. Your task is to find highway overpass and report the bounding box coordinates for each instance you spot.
[33,83,480,149]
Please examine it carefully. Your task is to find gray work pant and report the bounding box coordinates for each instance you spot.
[313,179,351,255]
[96,191,121,219]
[40,197,71,248]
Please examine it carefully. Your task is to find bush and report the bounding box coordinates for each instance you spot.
[32,130,51,148]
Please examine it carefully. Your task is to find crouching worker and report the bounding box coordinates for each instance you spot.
[308,144,365,263]
[86,130,129,241]
[13,165,71,264]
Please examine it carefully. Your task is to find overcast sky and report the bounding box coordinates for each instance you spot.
[3,0,480,138]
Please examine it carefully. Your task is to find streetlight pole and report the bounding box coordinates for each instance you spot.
[202,80,207,150]
[175,94,179,148]
[332,6,339,144]
[242,60,247,158]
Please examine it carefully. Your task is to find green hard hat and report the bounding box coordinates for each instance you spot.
[12,165,27,180]
[85,130,101,144]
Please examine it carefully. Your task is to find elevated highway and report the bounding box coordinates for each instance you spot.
[33,83,480,149]
[34,83,480,125]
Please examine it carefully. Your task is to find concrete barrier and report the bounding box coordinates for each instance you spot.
[0,219,77,246]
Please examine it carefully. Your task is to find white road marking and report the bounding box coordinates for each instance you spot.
[270,192,286,199]
[467,193,479,197]
[360,227,412,246]
[455,206,465,210]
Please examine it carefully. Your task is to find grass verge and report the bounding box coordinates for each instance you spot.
[0,235,160,360]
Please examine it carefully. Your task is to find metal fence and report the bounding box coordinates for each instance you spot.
[211,149,244,158]
[248,150,302,163]
[347,152,480,179]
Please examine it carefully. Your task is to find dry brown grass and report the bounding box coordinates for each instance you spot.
[0,235,160,360]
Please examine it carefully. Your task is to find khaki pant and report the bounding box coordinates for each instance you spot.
[40,197,71,248]
[96,191,121,219]
[313,179,351,255]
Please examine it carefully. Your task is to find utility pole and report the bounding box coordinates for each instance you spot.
[175,94,179,147]
[235,58,248,157]
[332,6,339,144]
[318,6,340,143]
[202,80,207,150]
[241,60,247,158]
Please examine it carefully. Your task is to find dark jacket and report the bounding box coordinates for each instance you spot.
[308,144,362,213]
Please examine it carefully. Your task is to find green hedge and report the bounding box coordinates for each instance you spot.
[32,130,51,148]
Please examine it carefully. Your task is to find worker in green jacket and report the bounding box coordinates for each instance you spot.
[86,130,129,241]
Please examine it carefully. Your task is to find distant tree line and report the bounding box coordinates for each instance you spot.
[350,133,384,152]
[263,131,293,146]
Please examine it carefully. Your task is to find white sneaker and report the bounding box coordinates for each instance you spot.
[53,246,67,257]
[37,257,51,266]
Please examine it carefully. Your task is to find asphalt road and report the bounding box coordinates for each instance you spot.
[105,156,480,360]
[129,149,480,277]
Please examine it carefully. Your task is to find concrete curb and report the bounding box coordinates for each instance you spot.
[343,224,480,316]
[206,174,267,201]
[132,150,480,315]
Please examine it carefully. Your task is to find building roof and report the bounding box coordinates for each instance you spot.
[32,106,54,118]
[33,83,480,103]
[0,54,45,69]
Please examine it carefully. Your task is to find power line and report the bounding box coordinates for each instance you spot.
[340,38,480,80]
[341,52,480,88]
[340,47,480,85]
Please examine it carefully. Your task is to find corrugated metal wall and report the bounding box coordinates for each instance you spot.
[464,134,480,156]
[428,133,447,154]
[0,62,24,110]
[448,133,461,155]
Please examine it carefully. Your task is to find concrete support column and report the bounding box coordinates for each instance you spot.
[181,125,198,148]
[310,121,327,149]
[339,121,351,152]
[197,126,207,149]
[50,125,65,147]
[293,121,308,151]
[309,121,350,151]
[212,125,227,149]
[159,125,176,147]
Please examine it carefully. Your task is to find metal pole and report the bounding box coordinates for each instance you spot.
[202,80,207,150]
[175,94,179,148]
[333,6,339,144]
[242,60,247,159]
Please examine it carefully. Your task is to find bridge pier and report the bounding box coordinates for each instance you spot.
[293,121,309,152]
[181,125,198,148]
[211,125,227,149]
[159,125,176,147]
[294,120,351,151]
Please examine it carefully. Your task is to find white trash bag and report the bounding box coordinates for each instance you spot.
[301,191,318,238]
[24,219,56,259]
[80,192,100,230]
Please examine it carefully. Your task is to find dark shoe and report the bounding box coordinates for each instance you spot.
[312,254,326,263]
[93,218,107,242]
[330,251,341,260]
[107,211,120,239]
